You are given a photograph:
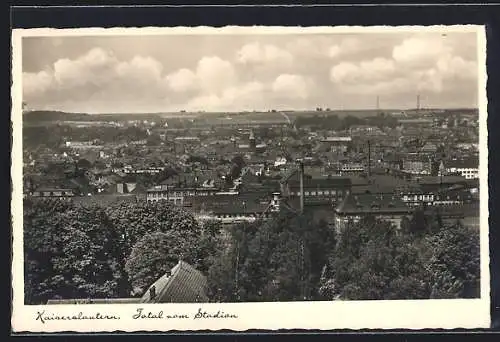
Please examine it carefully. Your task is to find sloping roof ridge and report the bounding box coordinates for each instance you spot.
[154,261,183,303]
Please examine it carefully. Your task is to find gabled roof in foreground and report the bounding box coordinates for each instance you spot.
[141,260,208,303]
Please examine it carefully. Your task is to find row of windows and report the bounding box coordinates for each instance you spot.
[147,191,215,198]
[402,194,434,201]
[33,191,73,197]
[290,190,348,197]
[215,213,268,219]
[147,198,183,204]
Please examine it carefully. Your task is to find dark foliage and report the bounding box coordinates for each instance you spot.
[23,199,223,304]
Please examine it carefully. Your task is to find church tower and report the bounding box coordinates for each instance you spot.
[249,130,256,151]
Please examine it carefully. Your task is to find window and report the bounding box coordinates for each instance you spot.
[318,191,323,195]
[305,191,310,196]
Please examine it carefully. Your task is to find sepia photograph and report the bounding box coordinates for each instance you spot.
[11,25,490,331]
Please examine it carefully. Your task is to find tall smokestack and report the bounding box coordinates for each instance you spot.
[298,160,305,213]
[368,140,371,177]
[376,95,380,112]
[417,94,421,112]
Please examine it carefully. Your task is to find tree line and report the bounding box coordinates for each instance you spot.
[24,199,480,304]
[24,199,223,304]
[294,113,399,131]
[23,125,149,149]
[319,212,480,300]
[207,209,480,302]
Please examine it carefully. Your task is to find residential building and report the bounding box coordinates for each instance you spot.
[445,158,479,179]
[184,192,279,224]
[402,154,433,175]
[334,193,413,233]
[146,185,222,205]
[340,163,365,175]
[399,186,435,207]
[433,186,475,206]
[282,176,352,207]
[31,187,75,198]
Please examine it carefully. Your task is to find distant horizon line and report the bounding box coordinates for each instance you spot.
[23,107,479,115]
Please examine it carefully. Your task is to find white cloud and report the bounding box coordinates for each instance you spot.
[23,70,54,99]
[328,38,363,60]
[272,74,311,99]
[186,81,266,111]
[23,48,172,112]
[236,42,293,66]
[330,35,477,99]
[436,55,477,80]
[53,48,119,88]
[196,56,237,94]
[116,56,163,83]
[392,36,452,68]
[330,58,397,85]
[165,68,198,93]
[22,33,478,112]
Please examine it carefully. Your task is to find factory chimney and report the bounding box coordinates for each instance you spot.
[297,160,305,213]
[367,140,371,177]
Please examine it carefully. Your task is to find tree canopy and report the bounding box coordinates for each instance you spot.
[206,212,336,302]
[23,198,223,304]
[319,215,480,301]
[24,197,480,304]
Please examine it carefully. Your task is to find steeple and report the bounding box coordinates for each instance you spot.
[438,160,446,177]
[249,130,256,151]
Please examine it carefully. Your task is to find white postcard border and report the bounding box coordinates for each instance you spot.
[11,25,490,332]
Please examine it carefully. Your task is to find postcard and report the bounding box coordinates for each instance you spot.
[11,25,490,332]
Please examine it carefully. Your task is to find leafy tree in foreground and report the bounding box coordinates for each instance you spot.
[24,199,120,303]
[207,212,336,302]
[24,199,221,303]
[124,219,225,295]
[321,214,480,301]
[425,221,480,299]
[24,199,74,304]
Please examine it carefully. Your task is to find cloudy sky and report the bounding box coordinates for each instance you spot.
[22,31,479,113]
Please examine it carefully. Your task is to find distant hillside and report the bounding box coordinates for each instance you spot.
[23,110,93,122]
[23,110,163,122]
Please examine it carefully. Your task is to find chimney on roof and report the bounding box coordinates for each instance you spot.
[149,286,156,301]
